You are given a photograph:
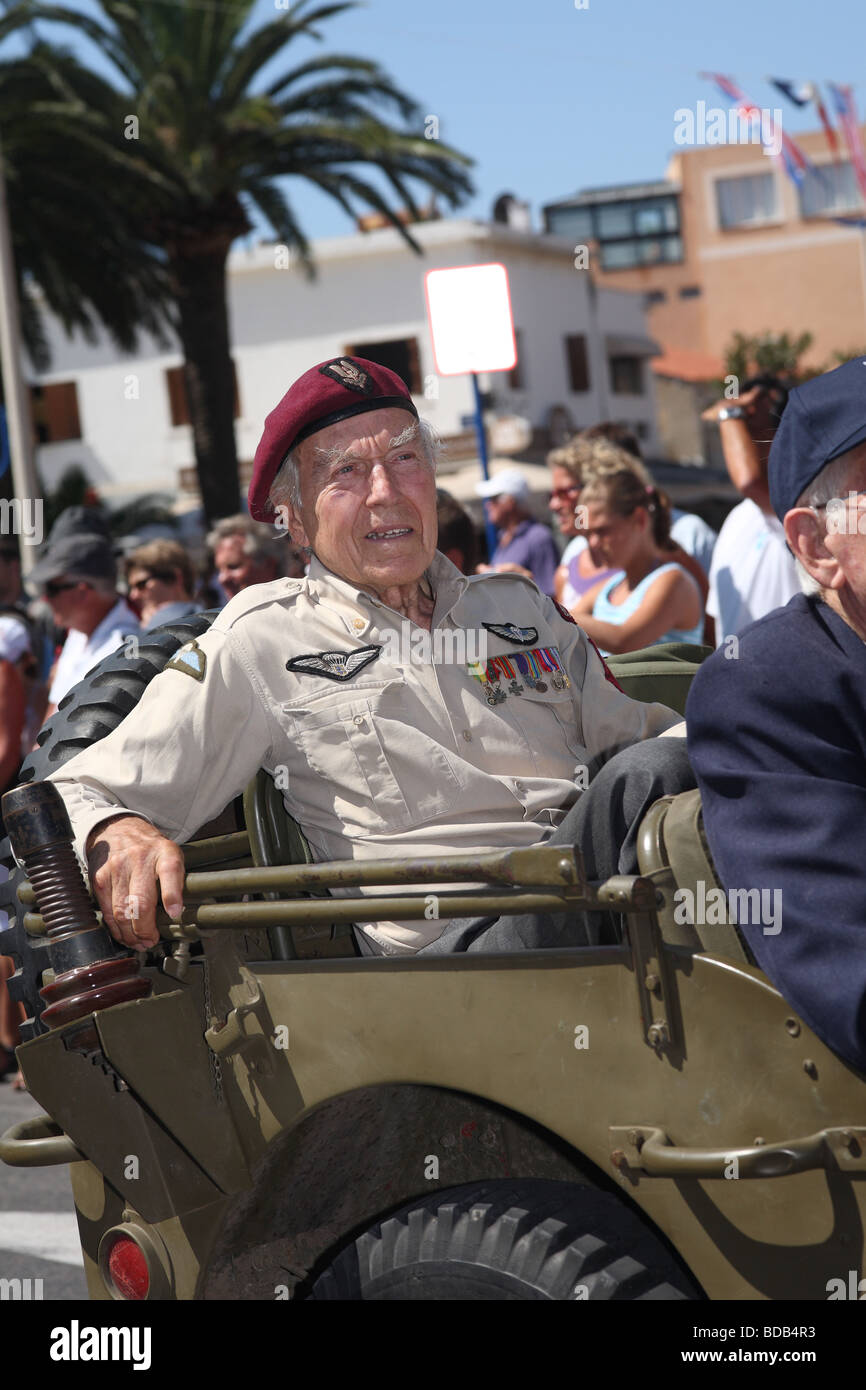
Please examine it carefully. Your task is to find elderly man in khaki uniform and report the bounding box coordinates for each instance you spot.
[48,357,692,956]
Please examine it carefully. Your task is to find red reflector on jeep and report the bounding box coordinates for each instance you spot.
[107,1236,149,1300]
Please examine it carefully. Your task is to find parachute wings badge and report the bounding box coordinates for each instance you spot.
[286,645,381,681]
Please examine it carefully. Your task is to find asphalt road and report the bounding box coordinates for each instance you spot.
[0,1079,88,1301]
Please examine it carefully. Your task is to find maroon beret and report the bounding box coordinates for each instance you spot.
[248,356,419,521]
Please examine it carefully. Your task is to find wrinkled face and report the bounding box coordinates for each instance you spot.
[214,535,274,599]
[42,576,94,629]
[580,501,643,570]
[549,466,582,537]
[286,409,437,595]
[816,445,866,605]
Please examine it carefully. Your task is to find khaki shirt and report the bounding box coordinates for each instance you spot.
[49,552,681,953]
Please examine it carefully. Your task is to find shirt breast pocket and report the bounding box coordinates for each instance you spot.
[507,684,586,777]
[281,680,465,835]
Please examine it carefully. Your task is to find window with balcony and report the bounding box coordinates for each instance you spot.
[715,172,778,228]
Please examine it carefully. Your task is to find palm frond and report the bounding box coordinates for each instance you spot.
[0,0,474,520]
[242,178,314,274]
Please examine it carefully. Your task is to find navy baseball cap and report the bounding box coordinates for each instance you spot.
[769,356,866,520]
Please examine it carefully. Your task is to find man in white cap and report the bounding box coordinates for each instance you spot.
[476,468,560,597]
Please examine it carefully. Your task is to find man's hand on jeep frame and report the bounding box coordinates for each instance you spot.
[85,816,185,950]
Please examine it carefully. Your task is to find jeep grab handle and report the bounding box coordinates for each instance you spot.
[0,1114,84,1167]
[610,1125,866,1178]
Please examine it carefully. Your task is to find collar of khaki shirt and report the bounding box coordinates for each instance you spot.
[304,550,472,636]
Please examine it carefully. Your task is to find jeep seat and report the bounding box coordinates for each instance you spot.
[636,788,755,964]
[242,770,359,960]
[605,641,713,718]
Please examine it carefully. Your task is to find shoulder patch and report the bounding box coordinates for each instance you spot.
[165,639,207,683]
[286,645,380,682]
[552,599,577,626]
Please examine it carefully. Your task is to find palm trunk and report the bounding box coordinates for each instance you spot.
[169,242,239,524]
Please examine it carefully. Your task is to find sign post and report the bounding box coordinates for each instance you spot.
[424,263,518,562]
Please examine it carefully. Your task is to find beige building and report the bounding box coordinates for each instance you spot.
[544,126,866,461]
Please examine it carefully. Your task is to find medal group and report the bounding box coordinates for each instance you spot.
[468,646,571,706]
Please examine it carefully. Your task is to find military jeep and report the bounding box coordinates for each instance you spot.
[1,614,863,1302]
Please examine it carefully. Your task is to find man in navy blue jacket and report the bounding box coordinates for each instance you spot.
[687,356,866,1074]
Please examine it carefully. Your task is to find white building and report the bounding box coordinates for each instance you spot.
[28,218,661,506]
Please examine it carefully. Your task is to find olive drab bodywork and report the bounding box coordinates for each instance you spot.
[1,630,864,1302]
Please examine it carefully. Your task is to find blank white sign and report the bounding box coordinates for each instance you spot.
[424,263,517,376]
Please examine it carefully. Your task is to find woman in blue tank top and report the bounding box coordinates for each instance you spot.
[572,469,704,656]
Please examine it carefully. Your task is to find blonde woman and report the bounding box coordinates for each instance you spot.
[573,469,704,655]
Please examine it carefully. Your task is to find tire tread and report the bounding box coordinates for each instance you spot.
[308,1179,698,1301]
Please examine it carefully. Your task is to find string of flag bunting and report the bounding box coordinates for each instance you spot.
[700,73,866,227]
[700,72,816,186]
[768,79,841,163]
[825,84,866,204]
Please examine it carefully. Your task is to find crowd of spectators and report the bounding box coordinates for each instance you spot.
[0,507,306,1087]
[441,376,795,661]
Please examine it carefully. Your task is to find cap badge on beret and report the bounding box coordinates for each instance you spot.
[319,359,375,395]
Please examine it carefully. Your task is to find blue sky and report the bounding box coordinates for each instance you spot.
[9,0,866,240]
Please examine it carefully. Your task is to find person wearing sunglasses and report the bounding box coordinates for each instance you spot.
[547,439,622,609]
[27,529,139,724]
[125,540,200,631]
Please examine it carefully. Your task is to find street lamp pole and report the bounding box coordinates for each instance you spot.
[0,134,39,574]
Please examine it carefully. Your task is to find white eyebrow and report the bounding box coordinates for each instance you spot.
[312,421,422,474]
[387,421,422,450]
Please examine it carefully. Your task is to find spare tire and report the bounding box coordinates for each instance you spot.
[0,610,219,1038]
[308,1179,700,1300]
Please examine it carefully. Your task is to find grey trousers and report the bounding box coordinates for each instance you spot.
[354,737,694,957]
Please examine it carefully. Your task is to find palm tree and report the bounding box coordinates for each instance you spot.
[3,0,474,521]
[0,39,173,364]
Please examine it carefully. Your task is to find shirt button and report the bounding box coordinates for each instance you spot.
[462,729,473,742]
[352,618,365,631]
[353,715,365,726]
